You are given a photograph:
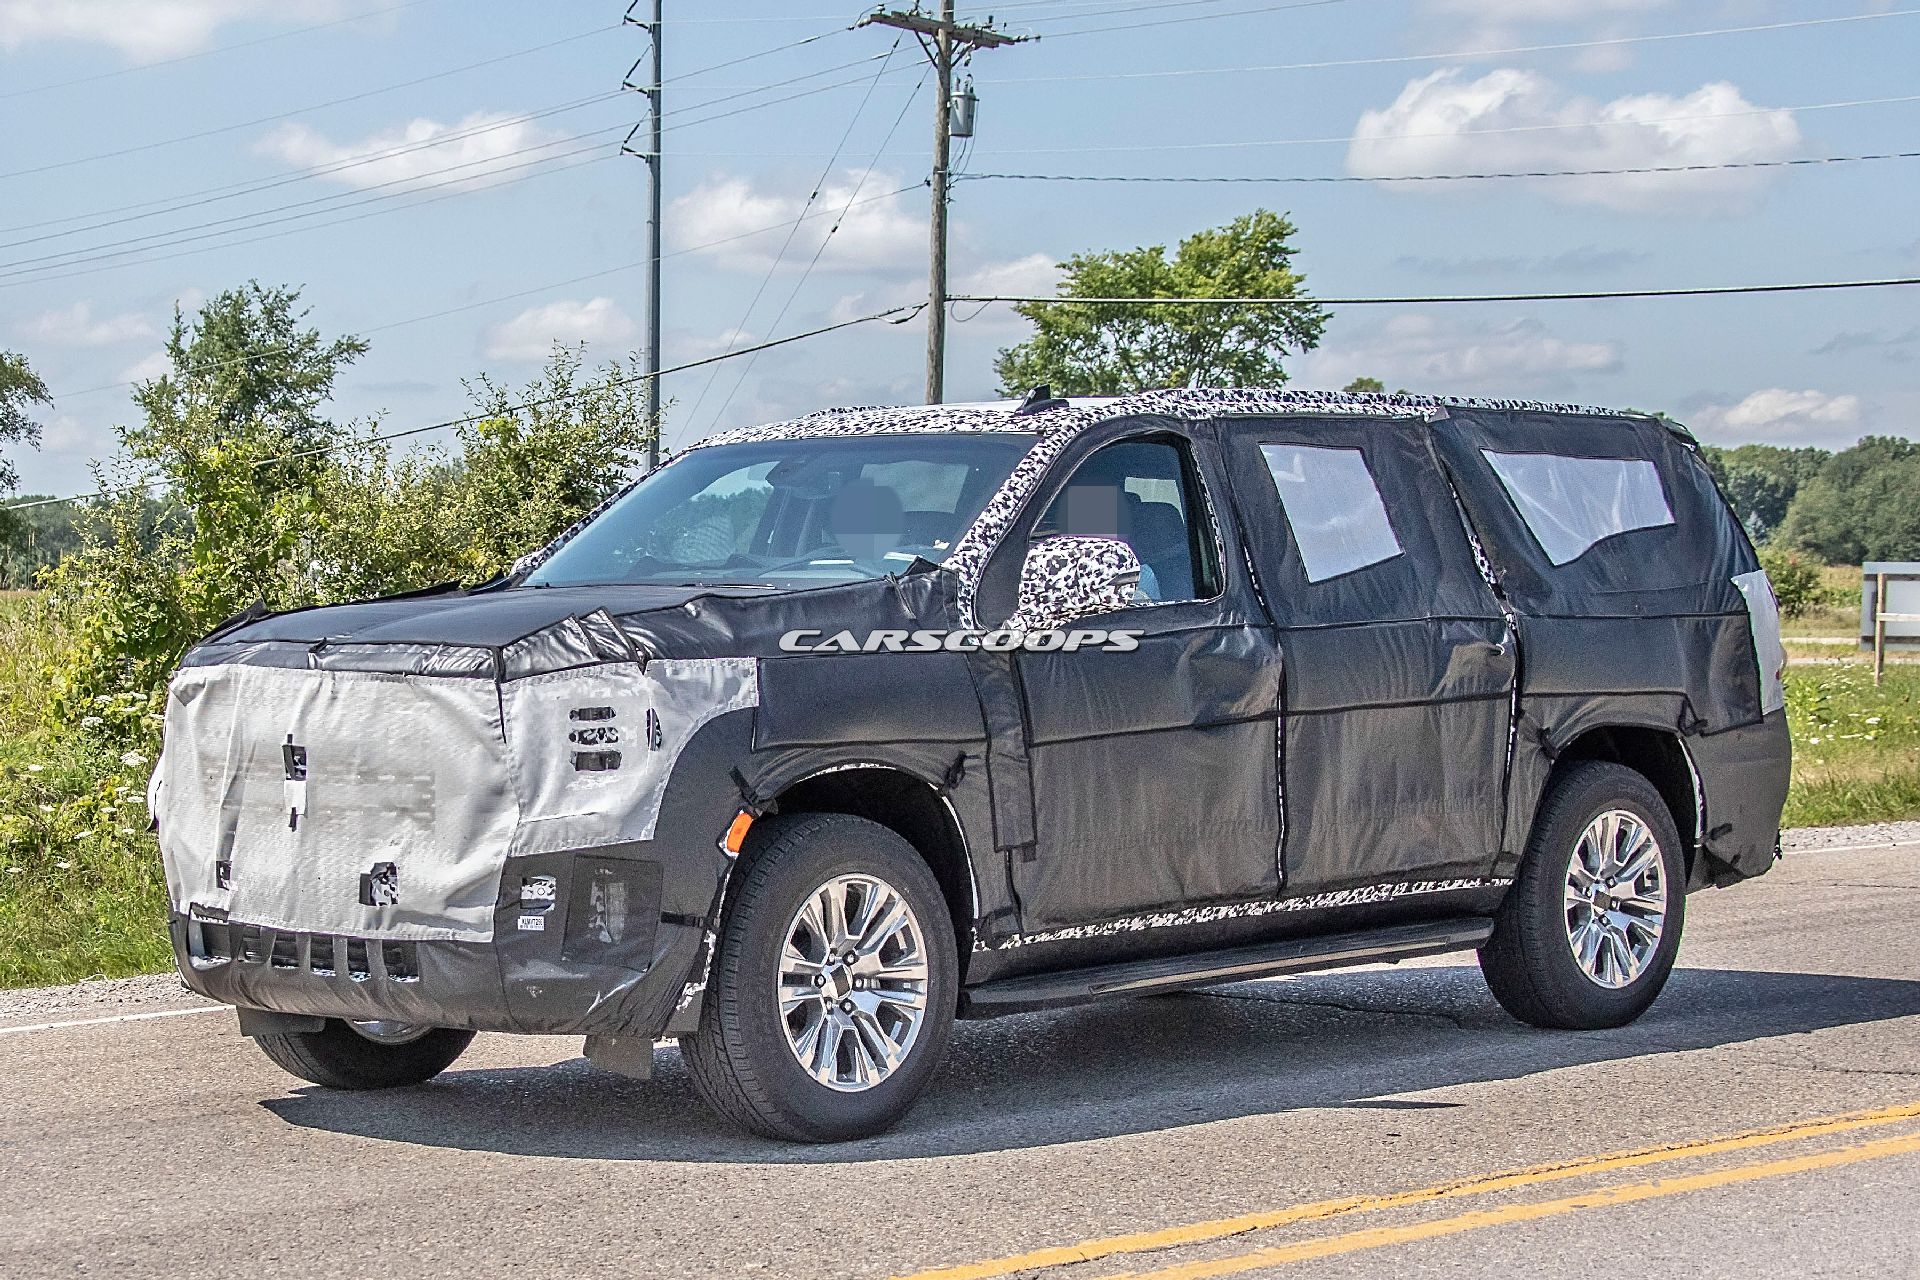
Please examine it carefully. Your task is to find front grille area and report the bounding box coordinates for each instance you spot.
[189,917,418,984]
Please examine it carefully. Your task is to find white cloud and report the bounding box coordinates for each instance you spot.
[119,352,172,384]
[669,173,924,274]
[0,1,338,63]
[1424,0,1669,21]
[18,302,154,348]
[956,252,1059,300]
[37,414,107,456]
[1691,389,1864,447]
[1303,314,1621,393]
[255,112,562,191]
[1347,69,1801,214]
[482,297,636,363]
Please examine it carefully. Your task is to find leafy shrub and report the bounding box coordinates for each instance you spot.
[1759,547,1825,618]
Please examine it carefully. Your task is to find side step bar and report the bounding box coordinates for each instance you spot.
[963,916,1493,1016]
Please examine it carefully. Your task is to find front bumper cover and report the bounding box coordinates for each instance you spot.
[174,845,709,1037]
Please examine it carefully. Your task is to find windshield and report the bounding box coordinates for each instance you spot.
[523,432,1035,589]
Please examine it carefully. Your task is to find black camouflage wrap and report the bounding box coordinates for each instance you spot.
[154,388,1789,1037]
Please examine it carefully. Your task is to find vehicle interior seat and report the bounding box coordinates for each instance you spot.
[1125,493,1194,600]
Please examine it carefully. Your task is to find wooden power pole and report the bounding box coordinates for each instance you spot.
[860,3,1025,404]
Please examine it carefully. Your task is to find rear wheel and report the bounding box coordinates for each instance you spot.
[1480,760,1686,1030]
[252,1018,474,1090]
[683,812,958,1142]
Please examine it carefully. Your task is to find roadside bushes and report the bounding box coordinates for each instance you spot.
[1758,547,1825,619]
[1,283,656,985]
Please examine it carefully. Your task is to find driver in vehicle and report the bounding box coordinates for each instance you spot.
[823,477,908,574]
[1051,469,1162,602]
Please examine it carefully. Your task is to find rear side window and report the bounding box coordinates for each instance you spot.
[1481,450,1674,566]
[1258,444,1403,583]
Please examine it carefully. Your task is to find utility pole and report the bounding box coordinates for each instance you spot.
[860,4,1026,404]
[621,2,664,470]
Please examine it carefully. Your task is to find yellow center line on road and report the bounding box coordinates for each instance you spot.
[890,1098,1920,1280]
[1112,1128,1920,1280]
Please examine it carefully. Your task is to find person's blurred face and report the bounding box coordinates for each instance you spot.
[1059,482,1123,540]
[829,481,904,561]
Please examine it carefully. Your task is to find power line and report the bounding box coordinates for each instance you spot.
[680,38,908,440]
[0,141,619,287]
[0,0,444,101]
[42,183,929,402]
[0,68,925,287]
[1018,0,1272,25]
[0,150,614,293]
[0,126,629,276]
[705,69,930,439]
[958,149,1920,186]
[0,25,623,182]
[950,277,1920,307]
[987,7,1920,84]
[2,50,900,249]
[984,90,1920,154]
[1038,0,1346,39]
[3,303,929,515]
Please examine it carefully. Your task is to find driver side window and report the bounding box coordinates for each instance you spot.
[1032,437,1221,604]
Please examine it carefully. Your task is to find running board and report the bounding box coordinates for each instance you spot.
[962,916,1493,1016]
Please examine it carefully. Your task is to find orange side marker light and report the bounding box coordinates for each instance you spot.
[722,810,755,855]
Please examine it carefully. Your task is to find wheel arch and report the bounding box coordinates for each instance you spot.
[1550,725,1702,879]
[765,763,979,977]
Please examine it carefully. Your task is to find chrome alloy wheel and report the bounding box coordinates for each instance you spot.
[348,1019,431,1045]
[777,873,931,1092]
[1564,809,1669,989]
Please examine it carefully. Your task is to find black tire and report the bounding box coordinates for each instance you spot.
[1480,760,1687,1030]
[682,812,958,1143]
[253,1020,475,1090]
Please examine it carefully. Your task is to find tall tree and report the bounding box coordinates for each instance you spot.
[1777,436,1920,563]
[995,210,1327,396]
[1,349,50,496]
[44,284,367,704]
[1698,442,1832,541]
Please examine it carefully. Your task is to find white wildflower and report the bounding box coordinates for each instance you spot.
[119,750,148,768]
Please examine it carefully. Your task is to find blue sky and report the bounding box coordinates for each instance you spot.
[3,0,1918,496]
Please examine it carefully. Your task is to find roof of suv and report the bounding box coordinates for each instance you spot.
[694,387,1656,451]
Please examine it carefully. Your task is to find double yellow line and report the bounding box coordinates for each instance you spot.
[895,1099,1920,1280]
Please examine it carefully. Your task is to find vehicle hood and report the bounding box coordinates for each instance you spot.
[182,572,961,676]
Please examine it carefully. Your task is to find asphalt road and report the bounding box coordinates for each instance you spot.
[5,825,1920,1280]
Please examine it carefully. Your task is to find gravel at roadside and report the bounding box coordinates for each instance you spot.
[0,972,210,1028]
[1779,820,1920,852]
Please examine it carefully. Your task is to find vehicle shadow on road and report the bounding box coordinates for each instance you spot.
[260,964,1920,1163]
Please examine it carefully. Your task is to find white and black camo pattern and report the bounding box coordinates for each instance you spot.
[976,876,1514,952]
[1003,537,1143,633]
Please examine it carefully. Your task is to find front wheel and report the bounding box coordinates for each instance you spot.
[1480,760,1686,1030]
[682,813,958,1142]
[252,1018,474,1090]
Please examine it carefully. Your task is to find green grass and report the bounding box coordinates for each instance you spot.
[1781,660,1920,829]
[0,591,172,988]
[2,588,1917,989]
